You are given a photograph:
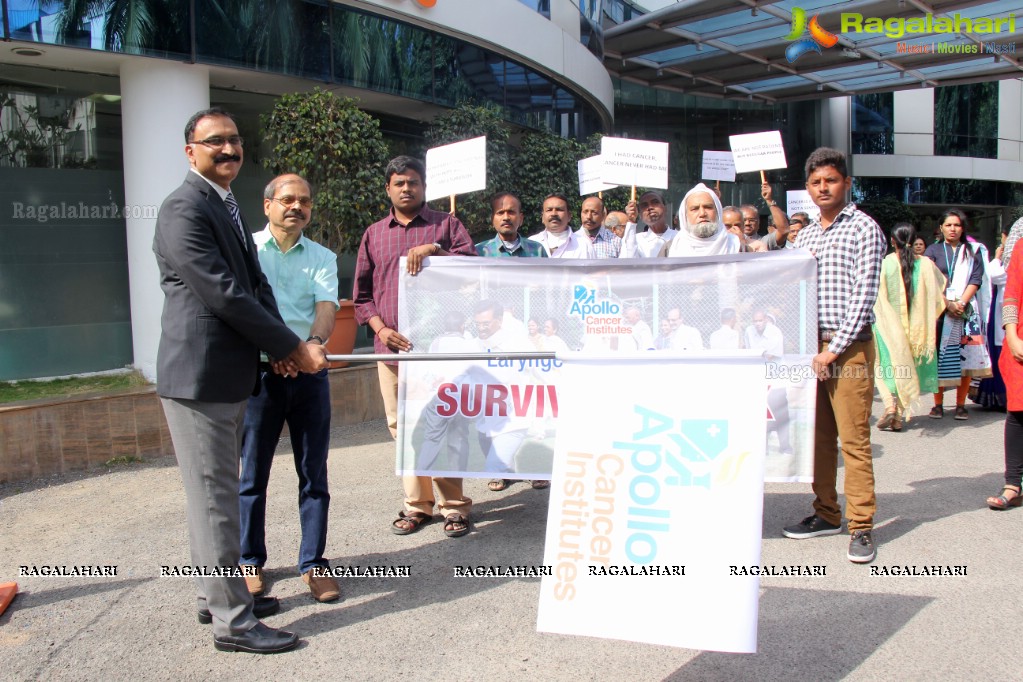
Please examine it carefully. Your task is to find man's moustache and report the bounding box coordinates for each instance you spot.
[286,211,305,220]
[213,154,241,163]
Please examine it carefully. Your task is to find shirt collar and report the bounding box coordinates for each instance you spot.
[387,204,427,227]
[254,224,307,254]
[189,168,230,201]
[498,237,522,253]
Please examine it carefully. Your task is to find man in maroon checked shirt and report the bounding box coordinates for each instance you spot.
[353,155,477,538]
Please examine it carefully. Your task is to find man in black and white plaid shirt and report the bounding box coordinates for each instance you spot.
[782,147,886,564]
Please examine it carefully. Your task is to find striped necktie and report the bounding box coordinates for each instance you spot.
[223,192,247,249]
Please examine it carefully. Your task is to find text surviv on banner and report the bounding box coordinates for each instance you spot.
[728,131,788,174]
[424,135,487,202]
[536,358,766,651]
[599,137,670,190]
[701,150,737,183]
[577,155,616,196]
[396,254,818,483]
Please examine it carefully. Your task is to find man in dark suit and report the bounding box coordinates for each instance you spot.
[153,107,327,654]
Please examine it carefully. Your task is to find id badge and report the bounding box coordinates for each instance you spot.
[945,286,959,300]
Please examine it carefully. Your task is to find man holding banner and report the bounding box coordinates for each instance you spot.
[353,155,477,539]
[665,183,741,258]
[782,147,885,564]
[530,193,595,259]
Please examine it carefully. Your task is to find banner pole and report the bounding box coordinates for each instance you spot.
[449,194,456,215]
[759,170,767,185]
[631,185,636,202]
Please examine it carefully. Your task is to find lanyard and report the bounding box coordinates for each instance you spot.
[943,243,961,282]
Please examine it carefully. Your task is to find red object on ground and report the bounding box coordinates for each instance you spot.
[0,582,17,618]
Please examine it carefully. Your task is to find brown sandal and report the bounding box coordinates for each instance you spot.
[391,511,433,535]
[488,478,511,492]
[530,480,551,490]
[443,513,471,538]
[987,485,1022,510]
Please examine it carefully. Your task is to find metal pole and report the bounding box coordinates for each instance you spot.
[325,351,557,363]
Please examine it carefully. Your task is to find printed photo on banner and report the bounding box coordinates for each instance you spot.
[396,255,818,482]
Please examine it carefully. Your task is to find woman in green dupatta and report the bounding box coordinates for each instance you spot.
[874,223,948,431]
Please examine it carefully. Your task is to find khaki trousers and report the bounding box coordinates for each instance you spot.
[811,340,877,532]
[377,362,471,518]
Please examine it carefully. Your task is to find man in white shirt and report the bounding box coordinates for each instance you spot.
[620,191,678,258]
[529,193,595,258]
[708,308,741,350]
[665,183,741,258]
[625,305,654,350]
[745,309,784,358]
[667,307,704,351]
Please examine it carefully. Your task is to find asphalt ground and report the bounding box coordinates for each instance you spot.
[1,395,1021,681]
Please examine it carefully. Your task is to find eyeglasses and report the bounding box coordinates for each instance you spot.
[189,135,244,148]
[272,195,313,208]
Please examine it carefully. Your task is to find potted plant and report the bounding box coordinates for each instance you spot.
[262,88,390,365]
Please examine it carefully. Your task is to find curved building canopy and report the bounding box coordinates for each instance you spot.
[604,0,1023,103]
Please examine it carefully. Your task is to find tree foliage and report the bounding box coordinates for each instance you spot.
[858,196,916,235]
[423,102,512,240]
[261,88,389,254]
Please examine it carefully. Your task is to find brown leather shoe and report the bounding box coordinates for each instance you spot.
[242,565,264,596]
[302,569,340,603]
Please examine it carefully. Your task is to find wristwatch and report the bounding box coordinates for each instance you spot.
[307,335,325,344]
[432,242,442,253]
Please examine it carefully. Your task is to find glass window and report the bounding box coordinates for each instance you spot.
[934,82,999,159]
[852,93,894,155]
[0,75,131,380]
[196,0,330,79]
[7,0,190,59]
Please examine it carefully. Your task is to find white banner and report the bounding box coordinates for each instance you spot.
[728,130,787,174]
[578,155,616,195]
[424,136,487,201]
[396,255,817,483]
[600,137,669,189]
[536,358,766,651]
[702,150,736,182]
[786,189,817,218]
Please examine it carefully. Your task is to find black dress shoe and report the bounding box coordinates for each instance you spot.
[198,596,280,625]
[213,622,298,654]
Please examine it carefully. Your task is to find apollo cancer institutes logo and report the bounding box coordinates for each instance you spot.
[786,7,1018,62]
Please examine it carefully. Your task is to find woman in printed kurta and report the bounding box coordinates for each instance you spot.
[873,224,947,431]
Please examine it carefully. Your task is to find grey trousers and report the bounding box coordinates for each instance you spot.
[161,397,258,636]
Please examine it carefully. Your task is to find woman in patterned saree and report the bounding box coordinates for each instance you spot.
[924,209,992,420]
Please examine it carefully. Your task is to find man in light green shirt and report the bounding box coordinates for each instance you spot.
[239,173,341,604]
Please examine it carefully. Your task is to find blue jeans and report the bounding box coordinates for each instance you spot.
[239,368,331,575]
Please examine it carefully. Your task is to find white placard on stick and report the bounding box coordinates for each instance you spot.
[578,155,616,195]
[424,136,487,201]
[702,151,736,182]
[728,131,787,174]
[786,190,816,218]
[600,137,669,189]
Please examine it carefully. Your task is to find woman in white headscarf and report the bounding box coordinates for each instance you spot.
[665,183,741,258]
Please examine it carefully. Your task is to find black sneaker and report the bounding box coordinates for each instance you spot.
[782,514,842,539]
[848,530,876,563]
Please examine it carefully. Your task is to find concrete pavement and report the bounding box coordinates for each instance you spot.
[1,396,1020,681]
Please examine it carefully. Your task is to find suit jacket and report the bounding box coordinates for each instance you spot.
[153,172,300,402]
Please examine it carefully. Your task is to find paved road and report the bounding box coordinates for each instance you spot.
[1,397,1020,681]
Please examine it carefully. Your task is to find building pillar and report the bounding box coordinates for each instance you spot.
[120,62,209,381]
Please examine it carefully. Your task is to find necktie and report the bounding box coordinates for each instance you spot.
[223,192,247,249]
